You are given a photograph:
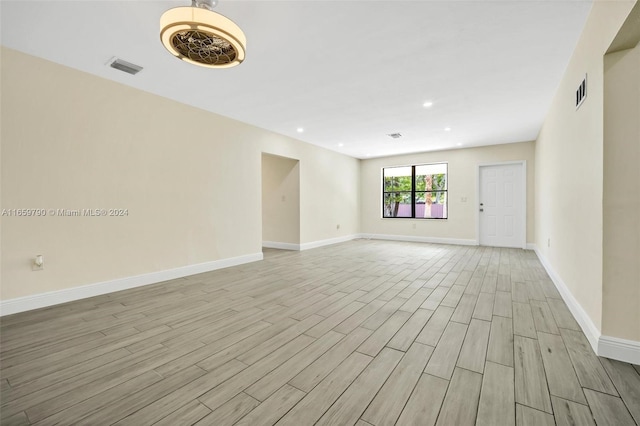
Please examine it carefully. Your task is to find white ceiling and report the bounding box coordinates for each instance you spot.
[1,0,592,159]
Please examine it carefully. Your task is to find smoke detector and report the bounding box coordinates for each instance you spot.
[160,0,246,68]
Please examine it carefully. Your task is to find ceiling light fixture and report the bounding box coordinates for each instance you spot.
[444,127,452,131]
[423,101,433,108]
[296,127,304,133]
[338,143,344,147]
[160,0,246,68]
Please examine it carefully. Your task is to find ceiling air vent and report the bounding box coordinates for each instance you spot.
[108,57,143,75]
[387,133,402,139]
[576,74,587,109]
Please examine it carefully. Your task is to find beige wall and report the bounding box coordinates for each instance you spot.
[360,142,535,243]
[261,154,300,245]
[534,1,636,333]
[602,43,640,341]
[0,47,360,301]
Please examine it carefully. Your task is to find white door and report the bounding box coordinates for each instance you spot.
[479,163,525,248]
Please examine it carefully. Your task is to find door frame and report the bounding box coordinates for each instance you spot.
[476,160,527,249]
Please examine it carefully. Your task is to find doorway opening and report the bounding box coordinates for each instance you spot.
[261,153,300,251]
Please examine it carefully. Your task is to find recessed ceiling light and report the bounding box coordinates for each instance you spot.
[423,101,433,108]
[456,143,463,146]
[296,128,304,133]
[338,143,344,147]
[365,153,371,157]
[444,127,452,131]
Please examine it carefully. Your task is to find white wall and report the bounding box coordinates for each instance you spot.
[0,47,360,302]
[534,1,636,334]
[603,43,640,341]
[262,154,300,245]
[360,142,535,244]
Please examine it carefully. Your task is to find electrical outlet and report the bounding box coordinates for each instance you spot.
[412,223,417,229]
[336,224,340,230]
[547,238,551,248]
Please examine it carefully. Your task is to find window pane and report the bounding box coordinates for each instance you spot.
[415,192,448,219]
[415,164,447,191]
[383,192,412,217]
[383,166,412,192]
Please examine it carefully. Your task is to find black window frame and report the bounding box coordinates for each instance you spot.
[382,162,448,220]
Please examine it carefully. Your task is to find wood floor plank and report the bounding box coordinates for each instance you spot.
[435,367,483,426]
[599,357,640,424]
[387,309,434,352]
[493,291,513,318]
[516,404,555,426]
[487,315,514,367]
[551,396,595,426]
[236,315,322,365]
[559,328,618,395]
[398,287,434,313]
[513,302,537,339]
[195,392,260,426]
[235,385,305,426]
[0,411,30,426]
[74,365,207,425]
[244,330,343,401]
[361,297,406,330]
[111,360,246,426]
[583,389,636,426]
[395,373,448,426]
[439,285,465,308]
[456,318,491,373]
[472,293,495,322]
[361,343,434,426]
[424,321,468,380]
[415,305,454,347]
[276,352,372,425]
[450,294,477,324]
[333,300,385,334]
[304,301,364,338]
[514,335,552,413]
[357,310,411,357]
[537,332,586,404]
[315,348,404,426]
[530,300,560,335]
[153,400,211,426]
[288,327,372,392]
[198,334,315,412]
[476,361,515,426]
[32,370,163,426]
[421,286,449,310]
[547,299,581,330]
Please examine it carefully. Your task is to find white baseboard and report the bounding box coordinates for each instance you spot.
[262,241,300,251]
[526,243,536,250]
[532,245,601,353]
[299,234,360,251]
[0,252,264,317]
[532,245,640,364]
[598,336,640,365]
[359,233,477,246]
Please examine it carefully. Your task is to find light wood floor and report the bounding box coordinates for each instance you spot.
[1,240,639,426]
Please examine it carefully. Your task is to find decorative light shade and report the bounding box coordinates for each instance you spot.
[160,5,246,68]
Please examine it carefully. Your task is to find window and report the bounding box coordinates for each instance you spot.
[382,163,448,219]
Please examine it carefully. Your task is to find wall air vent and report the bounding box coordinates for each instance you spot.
[108,57,143,75]
[387,133,402,139]
[576,74,587,109]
